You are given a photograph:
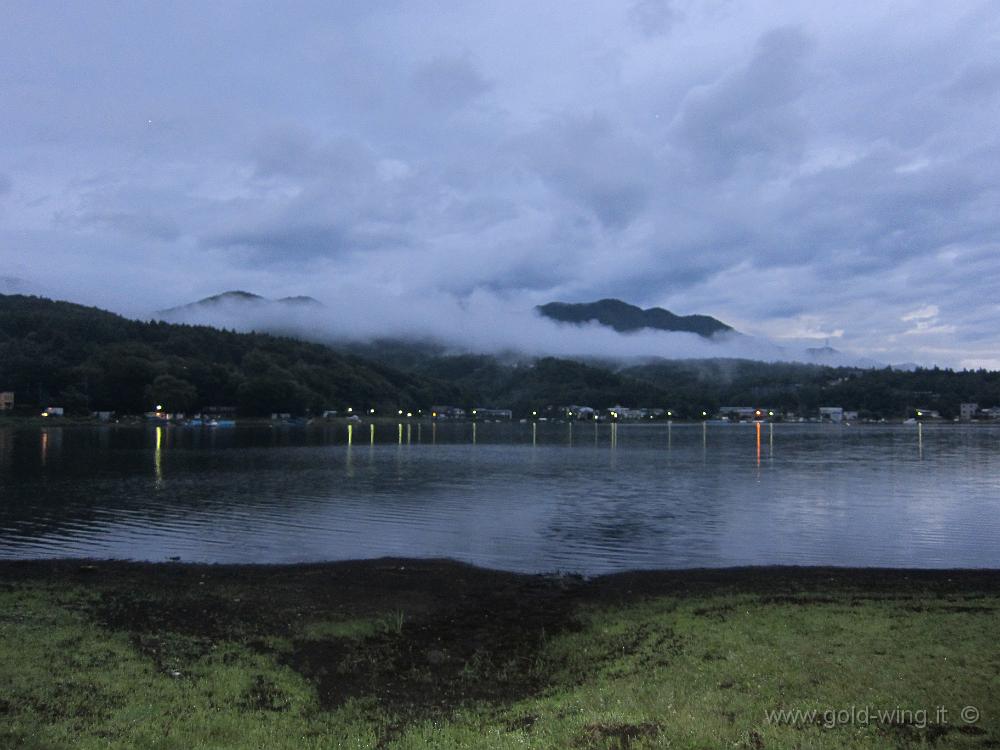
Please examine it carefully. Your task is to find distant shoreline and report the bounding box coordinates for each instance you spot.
[3,557,1000,586]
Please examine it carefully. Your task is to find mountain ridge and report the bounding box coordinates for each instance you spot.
[537,298,732,338]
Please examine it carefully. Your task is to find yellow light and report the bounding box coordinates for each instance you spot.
[702,411,707,417]
[347,407,352,413]
[398,409,403,415]
[41,412,49,418]
[406,412,412,418]
[156,404,163,411]
[432,412,437,417]
[916,411,922,417]
[369,408,375,414]
[768,411,774,416]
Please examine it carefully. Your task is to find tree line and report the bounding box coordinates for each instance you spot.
[2,294,999,419]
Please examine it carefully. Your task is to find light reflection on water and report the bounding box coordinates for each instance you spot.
[0,422,998,574]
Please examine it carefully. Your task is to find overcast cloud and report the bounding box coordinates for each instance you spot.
[2,1,999,367]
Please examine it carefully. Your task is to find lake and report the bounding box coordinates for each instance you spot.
[0,422,997,573]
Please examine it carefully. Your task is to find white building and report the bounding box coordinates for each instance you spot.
[819,407,843,423]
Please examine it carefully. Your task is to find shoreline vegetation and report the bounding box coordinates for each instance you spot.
[1,559,997,748]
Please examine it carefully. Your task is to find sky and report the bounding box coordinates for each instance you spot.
[2,1,999,367]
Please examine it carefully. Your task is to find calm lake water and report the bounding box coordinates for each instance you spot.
[0,422,998,573]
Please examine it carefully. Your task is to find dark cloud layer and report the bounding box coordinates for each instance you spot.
[2,1,999,366]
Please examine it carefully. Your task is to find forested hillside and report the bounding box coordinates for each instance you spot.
[0,295,459,416]
[3,294,999,419]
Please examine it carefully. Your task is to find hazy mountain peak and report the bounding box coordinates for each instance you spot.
[157,291,322,317]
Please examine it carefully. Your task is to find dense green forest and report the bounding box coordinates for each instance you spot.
[0,295,459,416]
[2,294,999,419]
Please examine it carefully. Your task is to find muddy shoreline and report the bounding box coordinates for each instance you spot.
[5,557,1000,599]
[4,559,999,748]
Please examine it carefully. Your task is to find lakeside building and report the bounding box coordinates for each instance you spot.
[719,406,779,421]
[960,403,979,421]
[472,408,512,420]
[203,406,237,418]
[0,391,13,411]
[431,405,466,420]
[605,406,665,420]
[819,407,844,423]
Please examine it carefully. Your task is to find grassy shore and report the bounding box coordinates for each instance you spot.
[1,561,997,749]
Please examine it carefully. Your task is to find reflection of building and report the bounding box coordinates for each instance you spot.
[819,407,843,423]
[0,429,11,470]
[0,391,13,411]
[960,403,979,421]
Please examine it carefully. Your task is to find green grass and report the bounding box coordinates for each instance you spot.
[1,564,998,749]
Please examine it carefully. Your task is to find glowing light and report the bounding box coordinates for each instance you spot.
[701,411,707,417]
[768,411,774,417]
[406,412,413,418]
[347,407,353,413]
[398,409,403,415]
[369,408,375,415]
[41,412,49,418]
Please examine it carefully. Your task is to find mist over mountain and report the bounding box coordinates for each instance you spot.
[537,299,733,338]
[5,293,996,421]
[151,291,880,368]
[158,291,323,318]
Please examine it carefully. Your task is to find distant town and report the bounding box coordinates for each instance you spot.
[4,389,998,427]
